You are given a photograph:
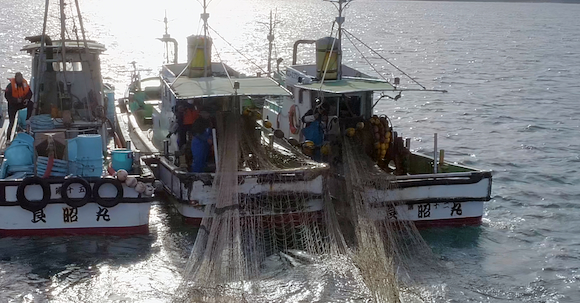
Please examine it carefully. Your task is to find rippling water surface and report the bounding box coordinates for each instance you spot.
[1,0,580,301]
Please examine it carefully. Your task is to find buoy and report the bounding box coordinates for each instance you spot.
[116,169,128,182]
[303,140,315,149]
[264,120,273,129]
[135,181,146,193]
[125,176,138,188]
[144,185,155,196]
[346,128,356,137]
[321,144,330,155]
[288,137,300,146]
[302,141,315,156]
[152,180,163,191]
[274,129,285,139]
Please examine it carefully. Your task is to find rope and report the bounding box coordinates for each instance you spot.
[318,22,337,94]
[342,28,426,90]
[208,33,234,89]
[207,25,268,76]
[170,18,203,87]
[342,30,390,83]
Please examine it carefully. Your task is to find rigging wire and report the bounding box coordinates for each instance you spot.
[34,0,51,111]
[342,30,390,83]
[207,24,268,76]
[318,21,337,95]
[342,28,426,90]
[170,18,203,87]
[208,32,234,88]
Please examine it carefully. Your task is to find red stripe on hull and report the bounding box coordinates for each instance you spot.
[181,213,481,229]
[183,217,203,226]
[413,216,482,228]
[0,224,149,237]
[182,211,324,227]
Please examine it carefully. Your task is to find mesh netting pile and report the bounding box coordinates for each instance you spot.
[173,111,439,302]
[337,136,439,302]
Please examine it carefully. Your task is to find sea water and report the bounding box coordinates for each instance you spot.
[1,0,579,301]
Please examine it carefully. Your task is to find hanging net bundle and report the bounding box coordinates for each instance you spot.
[174,109,439,302]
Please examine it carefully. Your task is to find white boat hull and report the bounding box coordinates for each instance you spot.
[364,172,492,227]
[150,156,326,226]
[0,202,150,236]
[0,177,154,236]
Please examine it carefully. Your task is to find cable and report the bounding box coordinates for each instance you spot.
[318,21,337,96]
[207,25,268,76]
[342,30,389,83]
[170,18,203,87]
[208,32,234,88]
[342,28,426,90]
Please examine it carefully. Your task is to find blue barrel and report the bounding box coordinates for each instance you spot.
[17,108,27,128]
[12,132,34,147]
[4,134,34,167]
[111,149,133,171]
[67,134,104,177]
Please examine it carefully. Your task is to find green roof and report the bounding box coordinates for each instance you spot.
[295,78,395,94]
[168,76,291,99]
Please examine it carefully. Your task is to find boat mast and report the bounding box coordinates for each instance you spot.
[267,10,274,76]
[336,0,346,80]
[59,0,67,73]
[157,11,178,64]
[164,11,169,64]
[34,0,50,107]
[74,0,89,51]
[202,0,209,77]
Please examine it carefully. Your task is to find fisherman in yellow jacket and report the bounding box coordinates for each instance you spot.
[4,72,34,140]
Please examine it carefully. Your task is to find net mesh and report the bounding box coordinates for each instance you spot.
[174,110,438,302]
[336,135,438,302]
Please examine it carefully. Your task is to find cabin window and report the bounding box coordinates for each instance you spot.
[347,96,362,116]
[52,62,83,72]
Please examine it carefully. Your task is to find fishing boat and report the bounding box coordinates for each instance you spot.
[0,0,155,236]
[117,6,328,225]
[262,0,492,228]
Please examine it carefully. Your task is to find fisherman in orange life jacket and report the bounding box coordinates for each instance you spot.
[4,72,34,140]
[168,100,200,149]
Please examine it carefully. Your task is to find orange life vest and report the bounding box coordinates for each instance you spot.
[183,108,199,125]
[10,78,31,99]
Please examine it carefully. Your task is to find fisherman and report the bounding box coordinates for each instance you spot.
[301,101,329,160]
[4,72,34,140]
[189,111,213,173]
[167,100,200,149]
[301,100,329,147]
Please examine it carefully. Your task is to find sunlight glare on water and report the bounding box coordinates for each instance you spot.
[1,0,580,301]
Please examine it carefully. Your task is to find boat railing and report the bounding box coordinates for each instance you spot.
[392,170,492,182]
[264,98,282,114]
[158,156,326,178]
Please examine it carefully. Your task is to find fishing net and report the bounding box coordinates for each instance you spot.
[175,107,438,302]
[335,131,443,302]
[173,109,346,303]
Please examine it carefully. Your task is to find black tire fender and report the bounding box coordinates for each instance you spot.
[93,177,123,208]
[17,176,51,212]
[61,177,92,208]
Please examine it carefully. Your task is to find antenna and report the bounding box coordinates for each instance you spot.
[326,0,351,79]
[59,0,67,73]
[267,10,274,76]
[157,11,178,64]
[202,0,210,77]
